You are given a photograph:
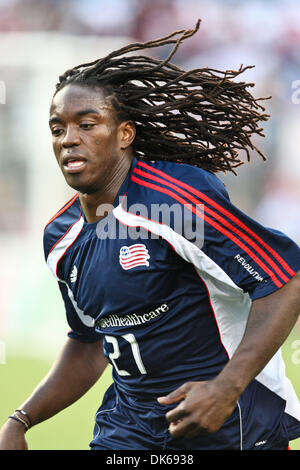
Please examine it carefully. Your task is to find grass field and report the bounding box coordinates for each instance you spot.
[0,356,113,450]
[0,327,299,450]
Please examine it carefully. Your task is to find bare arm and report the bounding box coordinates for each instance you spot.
[0,337,108,449]
[158,271,300,438]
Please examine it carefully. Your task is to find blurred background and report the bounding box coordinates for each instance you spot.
[0,0,300,450]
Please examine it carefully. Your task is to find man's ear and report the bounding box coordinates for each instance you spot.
[119,120,136,150]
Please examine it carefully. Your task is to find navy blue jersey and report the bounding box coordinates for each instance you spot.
[44,158,300,449]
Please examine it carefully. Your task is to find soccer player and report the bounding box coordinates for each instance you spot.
[1,20,300,451]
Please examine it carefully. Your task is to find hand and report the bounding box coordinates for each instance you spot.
[157,380,237,439]
[0,419,28,450]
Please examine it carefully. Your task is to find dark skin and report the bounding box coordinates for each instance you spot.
[0,338,108,450]
[49,84,136,222]
[158,273,300,437]
[0,83,299,449]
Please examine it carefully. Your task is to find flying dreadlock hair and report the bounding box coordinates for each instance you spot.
[55,19,270,174]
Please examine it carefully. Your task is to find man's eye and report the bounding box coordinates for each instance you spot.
[80,123,96,130]
[51,128,63,136]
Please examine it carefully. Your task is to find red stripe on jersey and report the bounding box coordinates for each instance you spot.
[44,193,79,229]
[121,257,148,268]
[193,266,230,361]
[120,255,148,265]
[121,248,146,255]
[48,208,82,257]
[137,161,295,277]
[55,209,83,278]
[131,174,283,288]
[133,167,290,284]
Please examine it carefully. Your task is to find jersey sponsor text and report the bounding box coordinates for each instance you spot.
[95,303,169,330]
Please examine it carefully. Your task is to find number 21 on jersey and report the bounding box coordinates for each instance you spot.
[105,334,147,376]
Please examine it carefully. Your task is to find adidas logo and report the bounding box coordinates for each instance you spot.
[70,265,78,283]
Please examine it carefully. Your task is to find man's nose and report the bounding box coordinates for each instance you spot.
[62,124,80,147]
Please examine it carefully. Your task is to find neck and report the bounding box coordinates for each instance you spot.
[79,151,133,223]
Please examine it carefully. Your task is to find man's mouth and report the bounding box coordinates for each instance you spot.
[62,156,87,174]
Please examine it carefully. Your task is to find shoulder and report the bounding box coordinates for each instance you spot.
[43,193,81,260]
[128,159,229,205]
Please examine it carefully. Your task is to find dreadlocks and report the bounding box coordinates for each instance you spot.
[55,19,270,174]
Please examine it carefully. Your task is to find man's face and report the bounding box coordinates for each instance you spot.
[49,84,131,194]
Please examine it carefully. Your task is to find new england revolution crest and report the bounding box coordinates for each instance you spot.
[119,244,150,270]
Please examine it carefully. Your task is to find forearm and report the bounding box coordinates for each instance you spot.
[215,271,300,397]
[158,272,300,438]
[16,337,108,426]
